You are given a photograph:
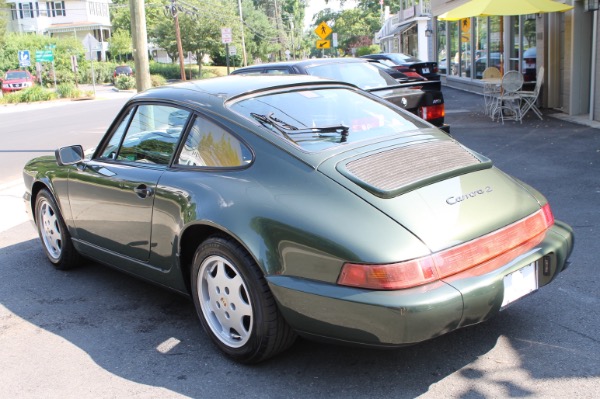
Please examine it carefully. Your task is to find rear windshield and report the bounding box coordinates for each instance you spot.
[230,87,427,152]
[305,62,398,90]
[387,54,421,63]
[116,66,132,74]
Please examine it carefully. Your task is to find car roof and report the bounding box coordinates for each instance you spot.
[132,75,357,103]
[234,57,370,71]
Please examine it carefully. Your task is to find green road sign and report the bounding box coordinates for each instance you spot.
[35,50,54,62]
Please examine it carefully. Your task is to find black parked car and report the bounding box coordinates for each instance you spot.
[361,53,440,88]
[231,58,448,133]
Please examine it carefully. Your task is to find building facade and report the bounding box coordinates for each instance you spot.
[431,0,600,122]
[5,0,112,61]
[375,1,436,62]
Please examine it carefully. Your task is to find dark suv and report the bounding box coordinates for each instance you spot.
[113,65,134,83]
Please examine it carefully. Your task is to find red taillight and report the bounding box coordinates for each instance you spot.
[337,205,554,290]
[433,66,439,73]
[419,104,445,121]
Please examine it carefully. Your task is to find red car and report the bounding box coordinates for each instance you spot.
[1,70,35,94]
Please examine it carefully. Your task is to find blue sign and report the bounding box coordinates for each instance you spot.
[18,50,31,67]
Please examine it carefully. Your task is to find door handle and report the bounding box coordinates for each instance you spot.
[134,184,154,199]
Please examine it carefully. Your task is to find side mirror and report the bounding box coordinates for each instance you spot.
[56,145,84,166]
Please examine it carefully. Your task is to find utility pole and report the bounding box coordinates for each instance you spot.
[170,0,186,80]
[129,0,151,91]
[237,0,248,66]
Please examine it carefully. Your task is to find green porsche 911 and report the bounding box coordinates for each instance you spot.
[23,75,573,363]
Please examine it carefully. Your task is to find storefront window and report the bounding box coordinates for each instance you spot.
[449,21,459,76]
[402,25,419,57]
[472,17,487,79]
[522,17,537,82]
[489,16,503,74]
[438,14,538,82]
[509,16,520,72]
[437,20,447,74]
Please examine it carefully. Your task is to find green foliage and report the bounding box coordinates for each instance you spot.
[356,44,381,57]
[150,74,167,87]
[115,75,136,90]
[147,61,217,80]
[108,30,133,61]
[56,83,81,99]
[149,62,183,80]
[90,61,119,84]
[0,0,7,44]
[0,85,56,103]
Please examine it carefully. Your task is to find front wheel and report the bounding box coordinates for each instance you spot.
[35,189,81,270]
[191,236,296,363]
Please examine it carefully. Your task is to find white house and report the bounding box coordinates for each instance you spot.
[6,0,112,61]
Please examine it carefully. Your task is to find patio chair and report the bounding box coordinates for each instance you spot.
[491,70,524,124]
[518,66,544,120]
[482,67,502,115]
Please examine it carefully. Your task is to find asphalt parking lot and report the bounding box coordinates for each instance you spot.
[0,86,599,398]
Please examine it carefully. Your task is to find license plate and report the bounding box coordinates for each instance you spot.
[421,67,430,74]
[501,262,538,308]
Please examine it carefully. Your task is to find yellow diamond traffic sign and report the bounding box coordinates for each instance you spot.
[316,40,331,49]
[315,22,332,39]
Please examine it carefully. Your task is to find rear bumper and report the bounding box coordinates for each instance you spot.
[268,221,573,347]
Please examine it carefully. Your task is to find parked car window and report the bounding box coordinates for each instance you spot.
[99,105,190,165]
[177,117,251,167]
[304,62,398,90]
[230,88,425,152]
[265,69,290,74]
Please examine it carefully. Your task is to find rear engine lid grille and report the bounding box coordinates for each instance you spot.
[340,140,491,198]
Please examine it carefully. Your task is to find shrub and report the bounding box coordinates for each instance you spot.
[0,86,56,103]
[56,83,81,99]
[150,74,167,87]
[355,45,381,57]
[115,75,136,90]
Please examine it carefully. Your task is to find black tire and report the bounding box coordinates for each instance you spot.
[191,236,296,363]
[34,189,81,270]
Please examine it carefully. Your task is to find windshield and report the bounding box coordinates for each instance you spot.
[6,71,29,80]
[230,87,426,152]
[304,62,398,90]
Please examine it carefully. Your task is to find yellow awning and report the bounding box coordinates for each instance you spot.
[438,0,573,21]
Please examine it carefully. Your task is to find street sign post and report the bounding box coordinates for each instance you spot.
[221,27,232,44]
[316,40,331,49]
[35,50,54,62]
[18,50,31,67]
[221,27,233,75]
[315,22,332,40]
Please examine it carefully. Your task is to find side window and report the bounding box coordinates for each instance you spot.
[177,117,251,167]
[99,107,134,160]
[265,69,290,75]
[99,105,190,165]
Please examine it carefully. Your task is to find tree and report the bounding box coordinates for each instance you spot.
[0,0,7,45]
[151,0,239,74]
[108,30,133,62]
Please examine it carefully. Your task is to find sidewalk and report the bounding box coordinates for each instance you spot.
[0,180,28,233]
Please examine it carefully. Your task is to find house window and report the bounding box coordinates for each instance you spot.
[52,1,66,17]
[11,4,17,20]
[22,3,33,18]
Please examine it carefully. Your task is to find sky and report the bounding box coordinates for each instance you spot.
[303,0,358,30]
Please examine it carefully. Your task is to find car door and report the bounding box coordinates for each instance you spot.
[67,103,191,261]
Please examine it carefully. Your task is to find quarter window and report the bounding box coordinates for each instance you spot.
[177,117,251,167]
